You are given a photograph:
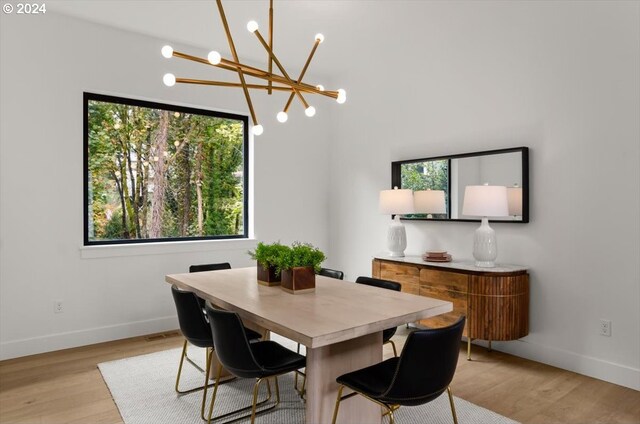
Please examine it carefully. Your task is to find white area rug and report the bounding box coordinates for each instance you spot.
[98,336,519,424]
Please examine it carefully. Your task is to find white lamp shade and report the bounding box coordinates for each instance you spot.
[507,186,523,216]
[414,190,446,214]
[379,188,415,215]
[462,185,509,217]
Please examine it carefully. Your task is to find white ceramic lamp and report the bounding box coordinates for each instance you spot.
[414,189,446,218]
[379,187,415,257]
[507,184,523,218]
[462,185,509,268]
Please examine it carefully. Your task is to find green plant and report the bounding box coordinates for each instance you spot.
[248,241,290,268]
[276,242,326,273]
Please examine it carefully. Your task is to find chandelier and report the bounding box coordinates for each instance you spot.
[161,0,346,136]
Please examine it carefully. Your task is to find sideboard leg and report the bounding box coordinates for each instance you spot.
[488,339,492,352]
[467,337,472,361]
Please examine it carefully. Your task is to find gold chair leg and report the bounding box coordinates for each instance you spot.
[176,340,219,395]
[201,348,213,420]
[294,343,300,392]
[207,370,280,424]
[207,364,224,424]
[387,406,395,424]
[175,340,188,393]
[331,385,345,424]
[250,378,264,424]
[386,340,398,357]
[447,387,458,424]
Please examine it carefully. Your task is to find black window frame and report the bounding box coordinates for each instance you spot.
[83,92,250,246]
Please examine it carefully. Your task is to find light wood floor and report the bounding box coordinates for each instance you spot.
[1,327,638,424]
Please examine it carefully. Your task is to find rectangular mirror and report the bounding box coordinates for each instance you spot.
[391,147,529,223]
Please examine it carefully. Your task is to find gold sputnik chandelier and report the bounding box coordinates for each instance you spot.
[161,0,346,136]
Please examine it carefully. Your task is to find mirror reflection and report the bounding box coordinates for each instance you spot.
[392,147,528,223]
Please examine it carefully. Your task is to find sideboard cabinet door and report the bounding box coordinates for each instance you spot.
[419,269,469,336]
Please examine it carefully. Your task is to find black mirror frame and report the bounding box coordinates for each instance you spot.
[391,146,529,223]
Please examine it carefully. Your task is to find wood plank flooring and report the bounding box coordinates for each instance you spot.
[1,327,638,424]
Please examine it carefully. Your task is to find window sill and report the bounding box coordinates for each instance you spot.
[79,238,257,259]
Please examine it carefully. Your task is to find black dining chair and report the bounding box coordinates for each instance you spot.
[189,262,232,273]
[188,263,232,312]
[171,285,261,420]
[318,267,345,280]
[205,304,306,424]
[355,276,402,357]
[332,317,466,424]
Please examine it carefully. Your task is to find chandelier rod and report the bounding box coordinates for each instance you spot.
[215,0,258,126]
[252,29,310,109]
[171,50,338,99]
[268,0,273,95]
[283,38,321,114]
[177,78,318,93]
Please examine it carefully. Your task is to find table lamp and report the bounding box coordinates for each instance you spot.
[507,184,523,218]
[462,184,508,267]
[414,189,446,218]
[379,187,415,257]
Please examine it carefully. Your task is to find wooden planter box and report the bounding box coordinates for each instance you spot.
[281,266,316,294]
[257,263,281,286]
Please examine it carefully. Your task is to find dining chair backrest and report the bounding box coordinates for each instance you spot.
[171,285,213,348]
[383,317,465,406]
[205,304,262,378]
[355,276,401,292]
[318,268,345,280]
[189,262,232,273]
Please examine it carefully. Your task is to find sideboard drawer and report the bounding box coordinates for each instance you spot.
[420,268,468,293]
[379,262,420,294]
[418,285,468,336]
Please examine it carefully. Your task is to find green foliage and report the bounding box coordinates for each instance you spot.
[276,242,326,274]
[103,210,125,239]
[401,159,449,219]
[248,241,290,268]
[87,100,245,242]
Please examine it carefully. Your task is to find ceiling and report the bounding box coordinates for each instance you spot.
[48,0,362,77]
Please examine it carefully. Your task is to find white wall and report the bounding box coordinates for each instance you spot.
[328,1,640,390]
[0,13,332,359]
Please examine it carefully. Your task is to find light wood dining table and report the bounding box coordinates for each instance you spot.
[166,267,452,424]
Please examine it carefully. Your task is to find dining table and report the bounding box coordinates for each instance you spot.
[166,267,453,424]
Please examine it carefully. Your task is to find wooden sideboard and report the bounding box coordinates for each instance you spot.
[372,255,529,359]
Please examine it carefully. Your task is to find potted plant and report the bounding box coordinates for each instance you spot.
[248,242,290,286]
[276,242,326,294]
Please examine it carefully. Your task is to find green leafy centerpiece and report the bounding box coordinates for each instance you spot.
[248,241,289,286]
[276,242,326,294]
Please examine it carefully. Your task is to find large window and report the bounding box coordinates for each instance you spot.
[84,93,249,245]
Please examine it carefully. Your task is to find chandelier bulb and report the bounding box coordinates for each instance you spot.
[277,111,288,123]
[163,73,176,87]
[247,21,259,33]
[252,124,264,136]
[316,84,325,91]
[161,45,174,59]
[336,88,347,104]
[207,51,222,65]
[315,33,325,43]
[305,106,316,117]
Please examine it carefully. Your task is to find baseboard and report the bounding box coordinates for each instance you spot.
[468,338,640,391]
[0,315,179,360]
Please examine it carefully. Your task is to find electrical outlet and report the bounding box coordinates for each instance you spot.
[599,319,611,337]
[54,300,64,314]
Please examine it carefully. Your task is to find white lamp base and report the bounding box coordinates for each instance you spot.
[473,217,497,268]
[387,215,407,257]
